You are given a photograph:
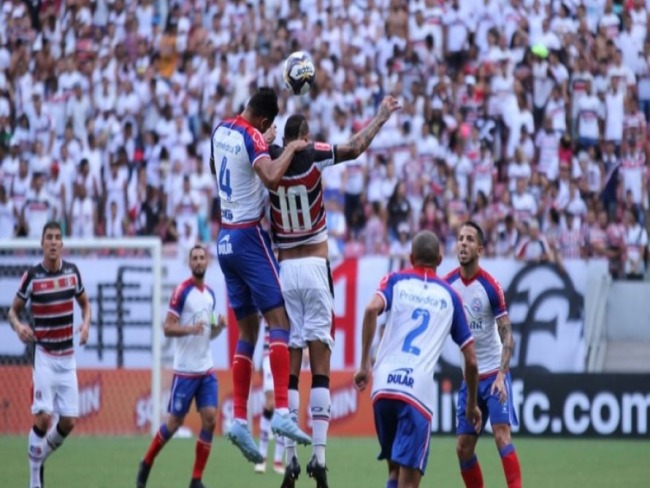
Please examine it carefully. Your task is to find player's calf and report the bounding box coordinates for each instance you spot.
[28,425,46,488]
[310,374,330,465]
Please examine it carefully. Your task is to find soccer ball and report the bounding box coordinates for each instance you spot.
[282,51,316,96]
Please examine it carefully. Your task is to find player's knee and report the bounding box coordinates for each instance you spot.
[456,438,475,460]
[58,417,75,434]
[167,415,184,433]
[202,415,217,432]
[33,413,51,433]
[493,425,512,449]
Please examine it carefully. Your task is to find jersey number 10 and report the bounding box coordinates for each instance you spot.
[278,185,312,232]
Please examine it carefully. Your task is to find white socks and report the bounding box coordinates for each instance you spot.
[28,428,45,488]
[284,387,300,463]
[310,385,331,465]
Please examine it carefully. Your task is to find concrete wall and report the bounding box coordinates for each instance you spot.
[606,282,650,341]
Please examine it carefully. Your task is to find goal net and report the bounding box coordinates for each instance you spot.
[0,238,165,436]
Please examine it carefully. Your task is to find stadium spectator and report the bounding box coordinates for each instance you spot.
[0,0,646,281]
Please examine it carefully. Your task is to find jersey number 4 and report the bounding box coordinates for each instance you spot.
[278,185,312,232]
[402,308,430,356]
[219,157,232,198]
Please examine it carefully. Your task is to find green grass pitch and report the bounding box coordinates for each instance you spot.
[0,435,647,487]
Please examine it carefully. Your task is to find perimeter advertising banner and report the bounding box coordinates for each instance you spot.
[0,368,648,438]
[0,257,604,373]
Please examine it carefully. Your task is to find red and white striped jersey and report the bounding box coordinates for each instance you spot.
[17,260,84,356]
[268,142,338,249]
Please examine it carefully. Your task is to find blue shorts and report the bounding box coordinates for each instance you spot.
[217,225,284,319]
[456,372,518,436]
[373,399,432,475]
[168,372,218,418]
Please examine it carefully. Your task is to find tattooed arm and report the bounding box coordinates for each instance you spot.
[497,314,515,373]
[335,96,401,163]
[490,314,515,403]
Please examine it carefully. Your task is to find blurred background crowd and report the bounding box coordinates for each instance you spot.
[0,0,649,279]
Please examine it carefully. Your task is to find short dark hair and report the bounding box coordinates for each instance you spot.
[247,87,279,121]
[42,221,62,240]
[284,114,309,142]
[461,221,485,246]
[411,230,440,267]
[189,244,206,260]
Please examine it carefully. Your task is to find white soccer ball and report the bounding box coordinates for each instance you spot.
[282,51,316,96]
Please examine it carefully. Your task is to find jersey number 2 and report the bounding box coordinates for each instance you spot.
[219,157,232,198]
[278,185,312,232]
[402,308,430,356]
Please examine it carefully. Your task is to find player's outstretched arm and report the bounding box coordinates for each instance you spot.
[75,291,92,345]
[354,294,384,392]
[163,311,204,337]
[255,139,309,190]
[461,341,482,433]
[8,296,34,343]
[336,96,401,163]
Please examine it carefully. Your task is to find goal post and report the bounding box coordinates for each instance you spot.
[0,237,164,436]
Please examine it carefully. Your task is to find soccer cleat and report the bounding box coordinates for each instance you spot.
[306,455,329,488]
[189,479,205,488]
[254,460,267,474]
[271,411,312,445]
[280,456,301,488]
[226,421,264,464]
[273,460,285,475]
[136,460,151,488]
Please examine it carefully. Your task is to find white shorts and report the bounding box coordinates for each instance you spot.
[32,348,79,417]
[280,257,334,350]
[262,355,274,393]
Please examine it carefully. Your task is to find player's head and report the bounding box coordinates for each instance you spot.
[41,221,63,262]
[245,87,279,133]
[410,230,441,269]
[457,221,485,266]
[284,114,310,143]
[189,245,208,279]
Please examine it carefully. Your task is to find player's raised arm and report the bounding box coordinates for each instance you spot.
[254,139,308,190]
[335,96,401,163]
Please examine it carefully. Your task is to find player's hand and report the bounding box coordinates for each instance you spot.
[190,322,206,335]
[353,368,371,392]
[263,124,277,144]
[377,96,401,122]
[466,404,483,434]
[212,314,227,334]
[14,322,34,343]
[287,139,308,152]
[491,372,508,404]
[78,323,90,346]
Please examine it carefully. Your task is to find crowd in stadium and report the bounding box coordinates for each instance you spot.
[0,0,649,279]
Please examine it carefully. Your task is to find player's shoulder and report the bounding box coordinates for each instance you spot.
[61,260,80,274]
[476,267,503,291]
[175,277,195,292]
[442,267,462,284]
